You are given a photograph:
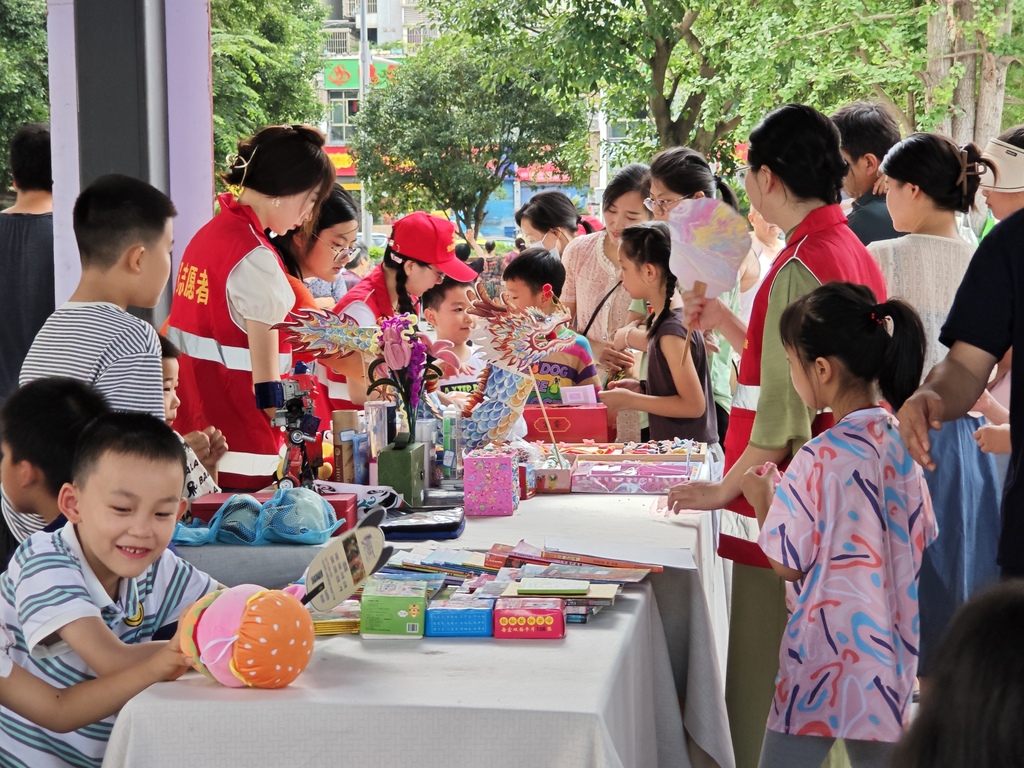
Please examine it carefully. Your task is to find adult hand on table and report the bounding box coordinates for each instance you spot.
[667,480,728,514]
[897,390,946,471]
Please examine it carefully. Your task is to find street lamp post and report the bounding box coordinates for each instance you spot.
[358,0,374,241]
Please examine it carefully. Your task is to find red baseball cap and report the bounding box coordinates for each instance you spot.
[387,212,478,282]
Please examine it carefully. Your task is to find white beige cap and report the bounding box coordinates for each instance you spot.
[981,138,1024,192]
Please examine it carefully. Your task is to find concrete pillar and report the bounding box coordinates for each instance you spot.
[46,0,214,323]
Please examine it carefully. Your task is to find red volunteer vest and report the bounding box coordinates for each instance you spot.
[720,204,888,567]
[318,264,396,412]
[166,193,291,491]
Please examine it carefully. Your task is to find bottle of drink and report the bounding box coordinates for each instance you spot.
[442,403,462,480]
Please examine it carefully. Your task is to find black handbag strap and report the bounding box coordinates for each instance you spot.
[580,280,623,338]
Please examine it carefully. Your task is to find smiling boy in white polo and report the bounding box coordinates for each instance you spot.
[0,413,216,768]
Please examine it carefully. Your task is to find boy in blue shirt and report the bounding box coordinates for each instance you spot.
[0,412,216,767]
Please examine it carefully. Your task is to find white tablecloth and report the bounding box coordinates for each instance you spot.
[173,494,735,768]
[104,585,685,768]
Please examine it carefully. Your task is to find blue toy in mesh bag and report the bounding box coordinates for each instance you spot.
[173,488,342,546]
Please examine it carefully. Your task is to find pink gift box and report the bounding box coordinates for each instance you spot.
[570,460,700,494]
[464,447,520,516]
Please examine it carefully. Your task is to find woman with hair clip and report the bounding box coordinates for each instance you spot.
[668,104,888,768]
[618,146,758,445]
[868,133,1000,681]
[514,189,590,255]
[166,124,334,491]
[320,211,478,412]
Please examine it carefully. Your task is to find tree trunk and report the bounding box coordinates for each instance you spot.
[924,0,954,134]
[951,0,976,145]
[975,0,1015,146]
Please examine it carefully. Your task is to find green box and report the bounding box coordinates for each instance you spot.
[377,441,425,506]
[360,579,427,638]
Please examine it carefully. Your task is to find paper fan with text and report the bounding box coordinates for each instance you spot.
[667,198,751,299]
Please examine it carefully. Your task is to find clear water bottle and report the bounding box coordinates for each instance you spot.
[442,403,462,480]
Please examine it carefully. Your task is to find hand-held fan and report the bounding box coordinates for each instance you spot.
[667,198,751,362]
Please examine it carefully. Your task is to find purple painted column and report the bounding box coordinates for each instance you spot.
[163,0,215,311]
[46,0,81,306]
[45,0,214,322]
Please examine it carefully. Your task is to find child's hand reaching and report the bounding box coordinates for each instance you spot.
[203,426,228,467]
[142,637,190,683]
[597,379,640,413]
[741,462,782,523]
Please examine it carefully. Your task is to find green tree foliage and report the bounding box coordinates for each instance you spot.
[210,0,327,172]
[426,0,1018,159]
[0,0,49,191]
[350,35,591,233]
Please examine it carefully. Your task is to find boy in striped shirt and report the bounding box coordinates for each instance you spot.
[0,413,217,767]
[19,174,176,419]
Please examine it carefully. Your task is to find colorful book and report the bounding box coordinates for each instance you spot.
[536,563,650,584]
[517,577,590,595]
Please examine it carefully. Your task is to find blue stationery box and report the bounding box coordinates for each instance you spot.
[424,599,494,637]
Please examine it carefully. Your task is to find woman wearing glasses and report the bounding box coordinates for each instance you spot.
[320,211,478,412]
[166,124,334,490]
[667,105,887,768]
[274,184,360,313]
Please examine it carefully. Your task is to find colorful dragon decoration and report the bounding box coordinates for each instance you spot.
[274,283,578,452]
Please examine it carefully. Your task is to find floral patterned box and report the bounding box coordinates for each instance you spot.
[464,446,520,516]
[570,460,701,494]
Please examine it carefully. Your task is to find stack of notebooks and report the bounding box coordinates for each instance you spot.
[499,578,621,624]
[310,600,362,636]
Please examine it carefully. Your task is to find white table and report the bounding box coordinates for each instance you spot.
[104,585,686,768]
[174,494,734,768]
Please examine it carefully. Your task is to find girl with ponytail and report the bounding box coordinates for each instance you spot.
[741,281,936,767]
[597,222,719,446]
[870,132,1001,680]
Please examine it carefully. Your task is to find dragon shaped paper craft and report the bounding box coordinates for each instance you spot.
[274,285,577,452]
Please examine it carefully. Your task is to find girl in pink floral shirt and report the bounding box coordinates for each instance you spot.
[742,282,936,768]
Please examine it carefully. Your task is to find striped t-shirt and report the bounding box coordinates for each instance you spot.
[19,302,164,419]
[0,524,216,768]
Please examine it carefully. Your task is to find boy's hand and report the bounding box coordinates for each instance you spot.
[144,638,191,683]
[182,430,211,461]
[203,426,228,466]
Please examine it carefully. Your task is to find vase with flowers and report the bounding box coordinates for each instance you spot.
[365,314,461,445]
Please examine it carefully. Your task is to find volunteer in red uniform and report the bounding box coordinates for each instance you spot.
[166,125,334,491]
[320,212,478,411]
[668,104,888,768]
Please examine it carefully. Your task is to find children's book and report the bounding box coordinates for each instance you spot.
[517,577,590,595]
[536,563,650,584]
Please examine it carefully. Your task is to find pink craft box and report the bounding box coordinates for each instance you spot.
[464,449,520,516]
[570,460,700,494]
